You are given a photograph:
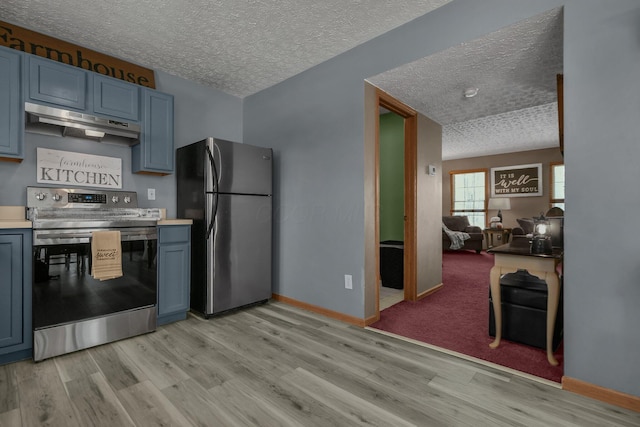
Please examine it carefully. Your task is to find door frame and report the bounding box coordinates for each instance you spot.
[374,88,418,317]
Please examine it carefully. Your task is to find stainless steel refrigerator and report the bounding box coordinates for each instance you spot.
[177,138,272,317]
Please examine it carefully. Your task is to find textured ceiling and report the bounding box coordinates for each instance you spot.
[368,8,564,159]
[0,0,452,97]
[0,1,563,159]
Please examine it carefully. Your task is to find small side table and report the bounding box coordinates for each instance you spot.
[487,243,563,366]
[483,228,511,249]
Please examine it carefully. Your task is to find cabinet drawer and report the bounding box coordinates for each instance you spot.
[159,225,190,244]
[29,57,87,110]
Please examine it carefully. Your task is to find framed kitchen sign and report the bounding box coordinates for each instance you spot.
[491,163,542,197]
[37,148,122,189]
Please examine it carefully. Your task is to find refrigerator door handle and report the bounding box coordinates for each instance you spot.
[205,145,219,239]
[211,192,219,239]
[206,193,221,240]
[206,145,219,193]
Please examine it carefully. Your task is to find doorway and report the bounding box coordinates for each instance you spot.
[365,9,562,382]
[370,88,418,318]
[378,110,405,310]
[365,89,564,382]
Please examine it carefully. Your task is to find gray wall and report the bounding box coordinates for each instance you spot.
[244,0,640,397]
[416,115,443,296]
[562,1,640,397]
[244,73,366,318]
[0,69,242,219]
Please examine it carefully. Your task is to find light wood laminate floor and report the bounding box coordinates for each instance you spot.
[1,301,638,426]
[379,285,404,310]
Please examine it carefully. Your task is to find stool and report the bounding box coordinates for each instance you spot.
[489,269,563,350]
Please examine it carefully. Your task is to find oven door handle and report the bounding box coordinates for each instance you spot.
[34,229,157,244]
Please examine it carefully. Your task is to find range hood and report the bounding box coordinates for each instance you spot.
[25,102,140,146]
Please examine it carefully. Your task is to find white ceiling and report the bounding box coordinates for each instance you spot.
[368,7,564,160]
[0,0,452,97]
[0,1,563,160]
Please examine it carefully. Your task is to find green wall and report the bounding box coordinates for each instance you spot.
[379,112,404,242]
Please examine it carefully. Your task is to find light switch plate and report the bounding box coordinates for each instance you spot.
[147,188,156,200]
[344,274,353,289]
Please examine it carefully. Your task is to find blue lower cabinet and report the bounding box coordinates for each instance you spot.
[0,229,32,365]
[157,225,191,325]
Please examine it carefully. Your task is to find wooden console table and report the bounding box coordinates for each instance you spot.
[488,242,563,366]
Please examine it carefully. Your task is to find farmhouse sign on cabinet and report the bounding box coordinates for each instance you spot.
[0,20,156,88]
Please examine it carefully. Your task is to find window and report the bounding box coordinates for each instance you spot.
[450,170,487,228]
[550,163,565,210]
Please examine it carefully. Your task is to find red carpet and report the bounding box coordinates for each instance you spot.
[370,250,564,383]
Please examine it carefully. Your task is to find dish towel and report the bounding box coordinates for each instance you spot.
[91,230,123,280]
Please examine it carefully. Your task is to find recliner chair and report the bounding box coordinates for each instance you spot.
[442,215,484,253]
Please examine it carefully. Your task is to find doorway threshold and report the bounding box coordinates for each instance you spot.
[364,326,561,389]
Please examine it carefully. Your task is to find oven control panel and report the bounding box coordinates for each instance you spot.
[67,193,107,204]
[27,186,139,209]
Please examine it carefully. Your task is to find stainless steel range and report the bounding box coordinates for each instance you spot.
[27,186,162,361]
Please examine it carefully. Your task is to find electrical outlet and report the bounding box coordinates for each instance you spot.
[147,188,156,200]
[344,274,353,289]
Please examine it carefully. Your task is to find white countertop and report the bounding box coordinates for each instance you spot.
[0,220,32,229]
[157,208,192,225]
[157,219,193,225]
[0,206,31,229]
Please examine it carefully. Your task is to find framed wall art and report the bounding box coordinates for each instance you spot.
[491,163,542,197]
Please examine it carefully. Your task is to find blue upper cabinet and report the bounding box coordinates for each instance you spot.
[28,56,87,110]
[0,46,24,160]
[15,51,174,174]
[93,75,140,121]
[132,89,174,174]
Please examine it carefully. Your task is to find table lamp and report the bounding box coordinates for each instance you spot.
[531,214,553,255]
[488,198,511,223]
